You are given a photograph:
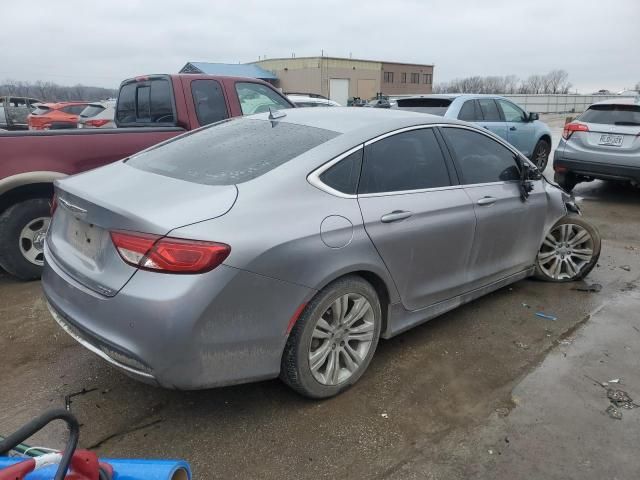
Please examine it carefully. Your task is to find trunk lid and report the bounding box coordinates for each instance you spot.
[47,162,237,296]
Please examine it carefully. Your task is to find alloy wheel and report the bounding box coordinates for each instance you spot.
[537,223,594,280]
[308,293,375,386]
[19,217,50,266]
[534,142,549,169]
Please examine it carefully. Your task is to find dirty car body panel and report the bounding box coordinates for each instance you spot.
[43,108,571,389]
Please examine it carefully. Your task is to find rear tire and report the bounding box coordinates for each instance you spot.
[534,215,601,282]
[554,172,579,192]
[0,198,52,280]
[280,276,382,398]
[531,139,551,171]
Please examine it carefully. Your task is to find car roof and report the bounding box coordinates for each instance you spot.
[288,95,338,103]
[590,97,640,107]
[248,107,464,136]
[395,93,510,101]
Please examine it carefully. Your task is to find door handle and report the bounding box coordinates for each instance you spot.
[381,210,413,223]
[477,196,497,206]
[509,126,517,131]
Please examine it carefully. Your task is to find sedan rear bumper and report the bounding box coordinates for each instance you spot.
[43,245,314,390]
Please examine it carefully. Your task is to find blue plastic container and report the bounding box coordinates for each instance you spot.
[0,457,191,480]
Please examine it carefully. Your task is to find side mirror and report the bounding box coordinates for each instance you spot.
[528,112,539,122]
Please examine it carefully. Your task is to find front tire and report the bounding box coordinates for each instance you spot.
[534,216,601,282]
[280,276,382,398]
[0,198,52,280]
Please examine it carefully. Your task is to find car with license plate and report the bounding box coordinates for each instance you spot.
[43,108,600,398]
[553,98,640,191]
[393,94,553,169]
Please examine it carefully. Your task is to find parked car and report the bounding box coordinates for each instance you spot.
[0,74,294,280]
[77,100,116,128]
[43,108,599,398]
[364,98,392,108]
[553,98,640,191]
[288,95,341,107]
[285,92,329,100]
[28,102,89,130]
[0,96,41,130]
[393,94,552,169]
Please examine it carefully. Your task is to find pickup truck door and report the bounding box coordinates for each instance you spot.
[476,98,508,142]
[181,77,231,128]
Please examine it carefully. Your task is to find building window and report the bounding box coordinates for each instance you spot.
[384,71,394,83]
[401,72,407,83]
[423,74,432,84]
[411,73,419,84]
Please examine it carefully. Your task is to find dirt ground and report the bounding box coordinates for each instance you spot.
[1,119,639,478]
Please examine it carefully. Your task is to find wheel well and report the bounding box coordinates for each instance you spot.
[540,134,551,146]
[351,270,391,335]
[0,183,54,215]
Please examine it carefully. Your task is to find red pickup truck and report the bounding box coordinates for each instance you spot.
[0,74,293,279]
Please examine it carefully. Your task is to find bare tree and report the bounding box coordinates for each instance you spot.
[0,79,117,102]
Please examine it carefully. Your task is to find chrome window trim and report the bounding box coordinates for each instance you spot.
[307,123,527,199]
[307,144,363,199]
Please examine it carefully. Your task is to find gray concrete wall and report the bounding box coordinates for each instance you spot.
[503,94,623,113]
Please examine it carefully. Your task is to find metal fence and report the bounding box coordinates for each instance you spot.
[502,94,622,114]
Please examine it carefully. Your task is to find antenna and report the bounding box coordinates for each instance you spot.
[268,107,286,120]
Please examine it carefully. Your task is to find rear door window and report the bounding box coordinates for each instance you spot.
[477,99,502,121]
[191,79,228,126]
[359,128,451,194]
[127,118,338,185]
[580,104,640,126]
[442,127,520,184]
[458,100,481,121]
[235,82,291,115]
[116,78,175,124]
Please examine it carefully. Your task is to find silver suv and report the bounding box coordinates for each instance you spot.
[553,97,640,191]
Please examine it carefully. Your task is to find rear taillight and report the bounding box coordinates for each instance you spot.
[562,122,589,140]
[85,119,110,128]
[110,230,230,274]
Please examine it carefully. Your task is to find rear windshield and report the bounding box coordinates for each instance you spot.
[580,104,640,126]
[80,105,105,118]
[126,118,339,185]
[395,98,452,115]
[116,78,174,125]
[31,106,51,115]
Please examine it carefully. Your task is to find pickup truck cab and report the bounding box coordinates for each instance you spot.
[0,74,293,279]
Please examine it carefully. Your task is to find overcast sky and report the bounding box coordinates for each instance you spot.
[2,0,638,93]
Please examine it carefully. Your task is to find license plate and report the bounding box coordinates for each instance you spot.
[66,217,101,259]
[598,134,623,146]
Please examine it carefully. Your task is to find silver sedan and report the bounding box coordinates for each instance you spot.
[43,108,601,398]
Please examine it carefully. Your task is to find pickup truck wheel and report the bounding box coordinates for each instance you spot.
[0,198,52,280]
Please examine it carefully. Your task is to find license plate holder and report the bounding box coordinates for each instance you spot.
[66,217,101,259]
[598,134,623,146]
